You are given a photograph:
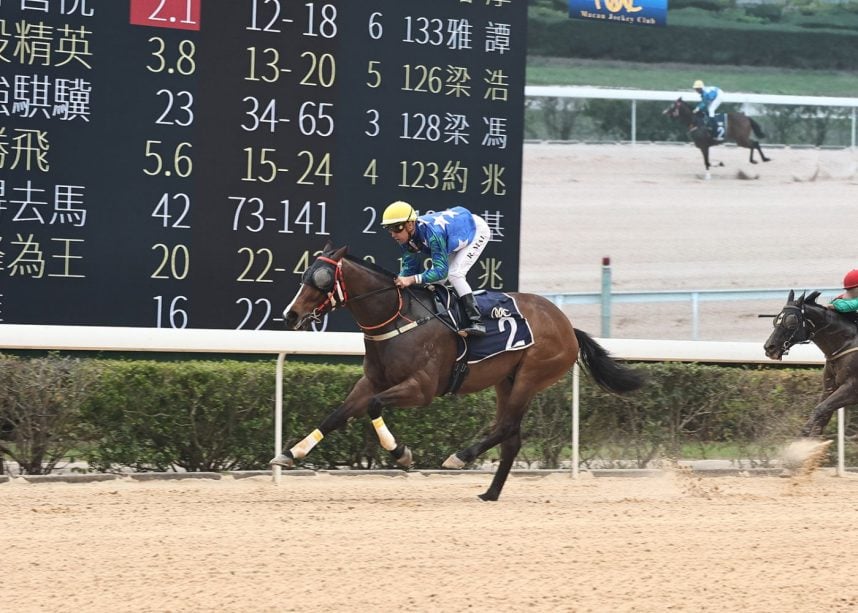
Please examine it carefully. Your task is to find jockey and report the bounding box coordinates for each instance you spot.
[828,269,858,313]
[692,80,723,122]
[381,200,491,337]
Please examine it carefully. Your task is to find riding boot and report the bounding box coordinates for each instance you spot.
[459,293,486,337]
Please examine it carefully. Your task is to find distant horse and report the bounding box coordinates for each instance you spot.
[272,243,644,501]
[764,290,858,437]
[663,98,770,175]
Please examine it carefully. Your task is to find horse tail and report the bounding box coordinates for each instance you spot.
[574,329,645,394]
[749,118,766,139]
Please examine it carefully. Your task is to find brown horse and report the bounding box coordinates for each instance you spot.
[663,98,770,175]
[271,243,644,501]
[764,290,858,438]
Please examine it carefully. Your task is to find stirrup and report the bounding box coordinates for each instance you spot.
[459,322,486,337]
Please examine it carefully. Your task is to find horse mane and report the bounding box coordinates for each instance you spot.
[343,254,399,280]
[801,290,858,327]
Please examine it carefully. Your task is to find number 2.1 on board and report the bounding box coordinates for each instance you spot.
[130,0,201,31]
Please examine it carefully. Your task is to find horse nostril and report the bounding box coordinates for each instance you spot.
[284,311,298,329]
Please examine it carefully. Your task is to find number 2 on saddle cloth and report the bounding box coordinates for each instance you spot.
[428,285,534,364]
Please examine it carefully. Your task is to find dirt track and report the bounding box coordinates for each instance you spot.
[4,472,858,613]
[5,144,858,613]
[520,143,858,341]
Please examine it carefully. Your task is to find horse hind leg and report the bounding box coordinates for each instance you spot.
[442,377,521,469]
[443,382,531,501]
[442,418,523,501]
[479,429,522,502]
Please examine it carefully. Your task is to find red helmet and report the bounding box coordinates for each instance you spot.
[843,269,858,289]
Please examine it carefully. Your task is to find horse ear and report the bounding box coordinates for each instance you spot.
[322,239,334,253]
[331,245,348,261]
[787,289,795,304]
[796,291,807,307]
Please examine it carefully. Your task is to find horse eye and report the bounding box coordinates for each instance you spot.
[783,314,798,329]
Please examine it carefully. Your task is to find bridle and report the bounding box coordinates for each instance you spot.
[298,256,421,337]
[667,99,702,132]
[772,304,816,356]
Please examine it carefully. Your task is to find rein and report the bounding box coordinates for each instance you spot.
[828,346,858,362]
[776,305,814,355]
[309,256,448,341]
[778,303,858,361]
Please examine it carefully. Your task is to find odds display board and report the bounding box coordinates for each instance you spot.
[0,0,525,331]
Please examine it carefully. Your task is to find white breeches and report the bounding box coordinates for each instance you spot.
[707,93,723,117]
[448,215,491,297]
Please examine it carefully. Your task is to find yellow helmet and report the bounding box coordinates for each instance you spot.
[381,201,417,227]
[692,80,704,89]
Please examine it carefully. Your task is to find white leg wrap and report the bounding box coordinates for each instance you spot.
[372,417,398,451]
[290,429,323,459]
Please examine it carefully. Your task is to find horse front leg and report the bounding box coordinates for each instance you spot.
[270,376,376,468]
[700,146,711,171]
[366,396,413,468]
[798,382,858,438]
[363,374,437,468]
[757,143,770,163]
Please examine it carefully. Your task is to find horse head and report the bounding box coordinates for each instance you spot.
[662,97,686,119]
[282,241,348,330]
[764,290,823,360]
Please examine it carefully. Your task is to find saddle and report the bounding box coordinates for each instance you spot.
[424,285,535,394]
[705,114,727,141]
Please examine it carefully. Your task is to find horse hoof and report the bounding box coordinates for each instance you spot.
[477,491,499,502]
[396,446,413,468]
[269,454,294,468]
[442,453,466,469]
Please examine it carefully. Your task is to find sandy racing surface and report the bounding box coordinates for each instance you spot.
[4,471,858,613]
[520,143,858,341]
[5,144,858,613]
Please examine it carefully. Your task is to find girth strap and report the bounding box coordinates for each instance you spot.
[363,316,433,342]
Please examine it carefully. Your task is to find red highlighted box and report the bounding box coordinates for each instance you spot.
[130,0,201,31]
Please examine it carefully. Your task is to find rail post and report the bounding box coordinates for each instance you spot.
[601,256,612,337]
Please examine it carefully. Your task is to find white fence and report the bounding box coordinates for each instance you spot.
[524,85,858,147]
[0,324,845,478]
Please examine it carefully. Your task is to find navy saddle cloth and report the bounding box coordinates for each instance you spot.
[707,114,726,140]
[426,286,534,364]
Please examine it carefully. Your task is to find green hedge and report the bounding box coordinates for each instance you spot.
[0,356,855,474]
[527,11,858,70]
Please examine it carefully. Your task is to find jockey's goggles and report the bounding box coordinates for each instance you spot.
[383,222,407,234]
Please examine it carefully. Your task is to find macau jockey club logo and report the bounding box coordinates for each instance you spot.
[568,0,667,26]
[490,306,512,319]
